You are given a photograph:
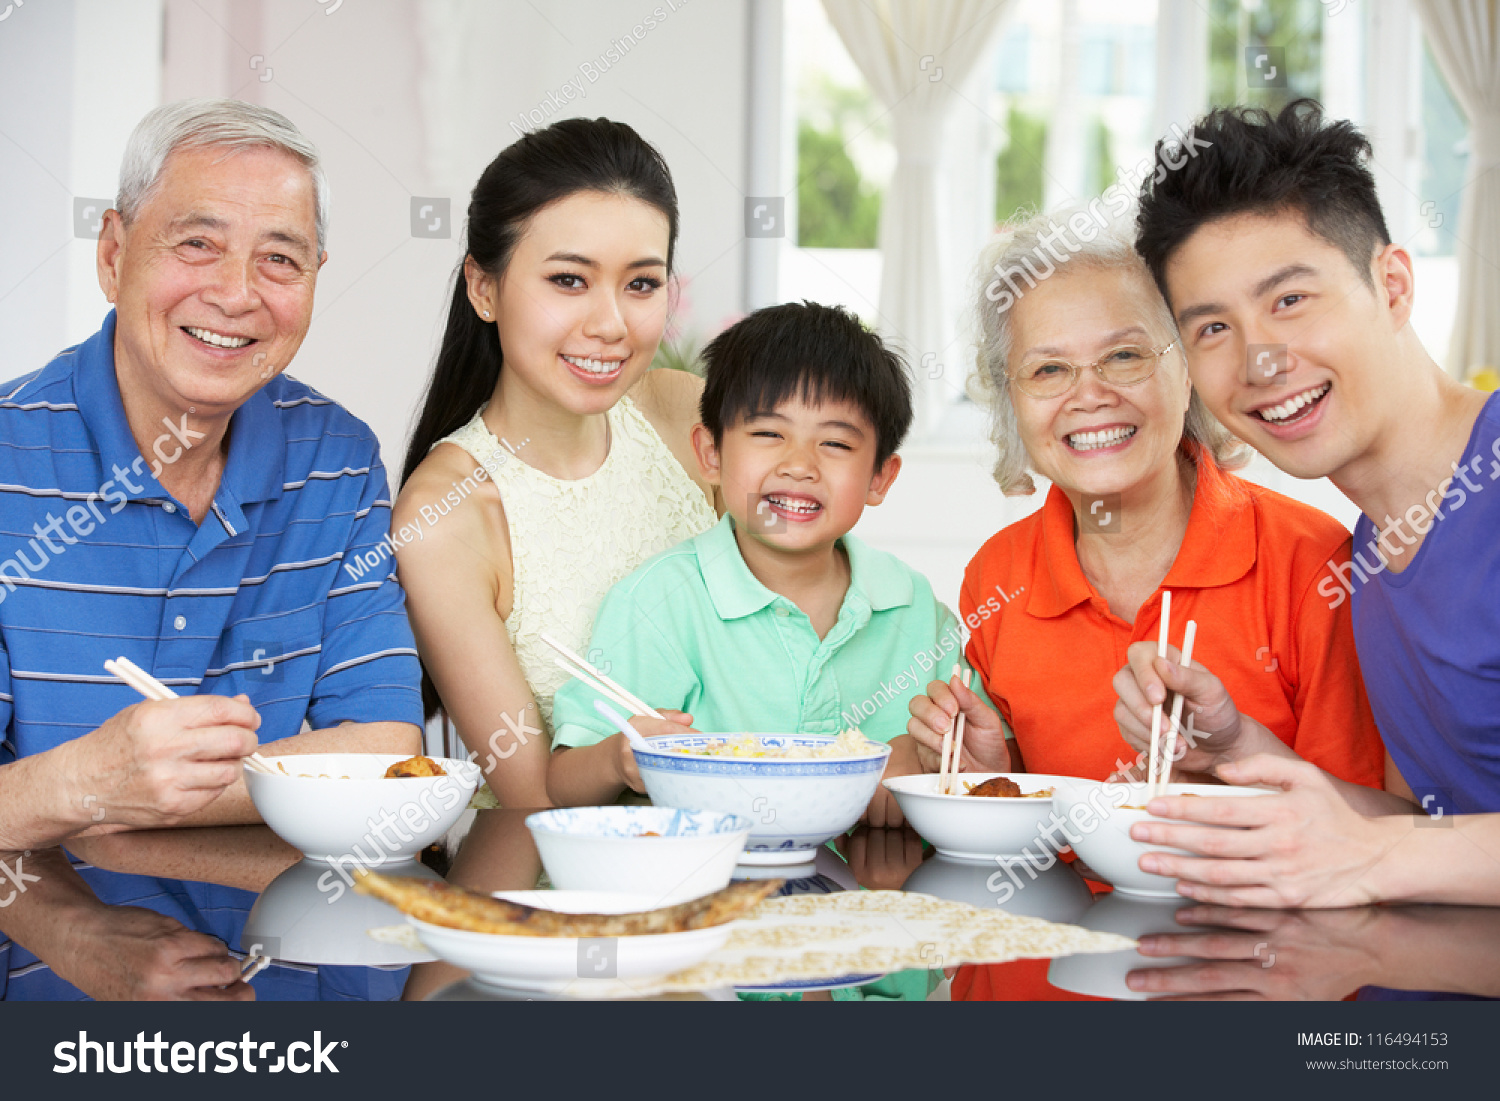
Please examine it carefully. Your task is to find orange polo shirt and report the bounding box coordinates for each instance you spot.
[954,448,1384,1002]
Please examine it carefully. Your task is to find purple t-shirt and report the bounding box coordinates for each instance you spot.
[1349,392,1500,815]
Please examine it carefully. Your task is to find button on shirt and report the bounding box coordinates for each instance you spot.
[0,311,423,999]
[552,514,979,748]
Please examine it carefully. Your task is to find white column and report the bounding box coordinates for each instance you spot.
[1043,0,1084,208]
[1151,0,1208,140]
[744,0,784,313]
[1320,0,1364,125]
[1363,0,1424,249]
[68,0,163,343]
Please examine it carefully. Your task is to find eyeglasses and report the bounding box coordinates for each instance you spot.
[1007,340,1179,399]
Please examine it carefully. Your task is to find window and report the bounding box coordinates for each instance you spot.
[1207,0,1324,112]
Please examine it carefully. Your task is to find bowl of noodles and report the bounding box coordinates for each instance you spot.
[244,753,481,866]
[632,730,891,865]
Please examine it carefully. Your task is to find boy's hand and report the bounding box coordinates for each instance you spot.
[906,674,1008,774]
[864,735,920,828]
[613,710,695,793]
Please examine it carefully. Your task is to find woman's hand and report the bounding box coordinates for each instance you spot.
[614,710,694,793]
[906,673,1008,774]
[1113,641,1276,774]
[1128,754,1403,909]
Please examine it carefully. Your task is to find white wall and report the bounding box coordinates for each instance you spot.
[0,1,1380,624]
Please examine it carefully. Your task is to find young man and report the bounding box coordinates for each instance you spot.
[547,301,981,828]
[1111,99,1498,908]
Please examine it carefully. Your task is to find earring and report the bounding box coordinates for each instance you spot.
[481,309,491,318]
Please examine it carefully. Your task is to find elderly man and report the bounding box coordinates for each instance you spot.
[0,99,422,999]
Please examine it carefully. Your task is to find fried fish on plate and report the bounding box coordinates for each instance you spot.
[353,870,781,936]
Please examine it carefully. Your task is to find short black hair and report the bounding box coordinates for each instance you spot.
[699,301,913,467]
[1136,99,1391,306]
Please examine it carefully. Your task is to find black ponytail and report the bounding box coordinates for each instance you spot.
[401,117,679,719]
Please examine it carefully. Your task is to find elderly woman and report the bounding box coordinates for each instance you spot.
[908,210,1384,782]
[904,210,1386,999]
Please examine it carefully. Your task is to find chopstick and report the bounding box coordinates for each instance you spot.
[1145,590,1171,795]
[1155,620,1198,802]
[948,668,973,795]
[104,656,277,776]
[238,951,272,984]
[550,658,663,722]
[541,632,663,719]
[938,664,958,795]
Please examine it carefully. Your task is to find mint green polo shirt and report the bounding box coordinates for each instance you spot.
[552,515,984,748]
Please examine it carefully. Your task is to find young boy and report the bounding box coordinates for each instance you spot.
[1114,99,1500,909]
[547,301,981,828]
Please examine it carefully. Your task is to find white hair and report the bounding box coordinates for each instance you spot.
[968,204,1246,496]
[116,98,329,251]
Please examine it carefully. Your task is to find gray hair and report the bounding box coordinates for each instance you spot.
[116,98,329,252]
[968,204,1245,496]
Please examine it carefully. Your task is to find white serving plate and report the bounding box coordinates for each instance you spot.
[407,890,733,993]
[882,772,1069,861]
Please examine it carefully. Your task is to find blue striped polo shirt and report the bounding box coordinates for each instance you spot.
[0,310,423,999]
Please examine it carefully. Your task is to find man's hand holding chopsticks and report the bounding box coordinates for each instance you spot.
[57,693,262,832]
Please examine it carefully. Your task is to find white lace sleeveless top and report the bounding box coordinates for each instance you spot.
[436,394,717,736]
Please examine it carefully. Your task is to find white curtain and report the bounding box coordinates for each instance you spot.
[822,0,1017,434]
[1414,0,1500,377]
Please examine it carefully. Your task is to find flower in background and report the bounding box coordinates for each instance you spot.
[1466,365,1499,392]
[651,277,743,376]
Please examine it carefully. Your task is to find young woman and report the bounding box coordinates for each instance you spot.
[395,119,717,809]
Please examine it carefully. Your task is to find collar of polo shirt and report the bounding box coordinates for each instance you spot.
[696,513,915,622]
[73,311,288,516]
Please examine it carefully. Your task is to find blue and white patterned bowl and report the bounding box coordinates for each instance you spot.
[525,806,752,902]
[633,734,892,865]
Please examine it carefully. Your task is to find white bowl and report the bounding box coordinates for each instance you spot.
[407,890,733,993]
[633,734,892,865]
[1052,779,1270,898]
[882,772,1070,862]
[901,854,1095,924]
[525,806,751,903]
[242,858,440,967]
[1047,893,1197,1000]
[244,753,480,866]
